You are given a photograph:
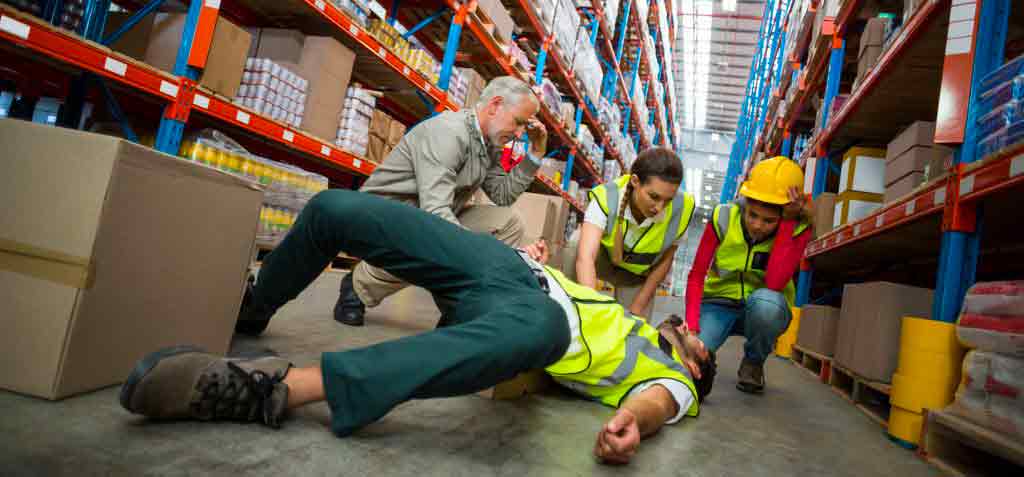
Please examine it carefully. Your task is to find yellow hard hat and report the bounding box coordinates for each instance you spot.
[738,156,805,205]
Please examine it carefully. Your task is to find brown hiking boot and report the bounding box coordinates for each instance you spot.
[119,346,292,428]
[736,358,765,394]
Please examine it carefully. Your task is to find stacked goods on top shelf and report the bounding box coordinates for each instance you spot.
[336,86,378,157]
[578,125,601,165]
[570,26,605,103]
[477,0,515,45]
[248,29,358,141]
[883,122,953,203]
[235,58,308,129]
[949,281,1024,440]
[976,54,1024,160]
[366,19,442,85]
[331,0,371,26]
[177,129,328,246]
[367,109,407,164]
[539,79,563,120]
[2,0,84,30]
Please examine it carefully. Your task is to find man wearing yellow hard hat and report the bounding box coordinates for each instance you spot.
[683,156,813,394]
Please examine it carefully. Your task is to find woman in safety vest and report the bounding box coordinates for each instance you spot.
[684,156,813,394]
[569,147,695,318]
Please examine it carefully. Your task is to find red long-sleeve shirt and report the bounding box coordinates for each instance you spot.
[684,219,812,332]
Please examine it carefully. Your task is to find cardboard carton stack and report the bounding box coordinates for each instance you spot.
[246,29,357,141]
[855,17,887,91]
[0,119,263,399]
[458,67,487,108]
[512,193,572,271]
[235,58,308,128]
[367,109,407,164]
[796,305,841,356]
[336,86,377,157]
[477,0,515,45]
[884,121,953,203]
[813,192,837,238]
[835,282,934,383]
[141,13,252,98]
[835,147,886,226]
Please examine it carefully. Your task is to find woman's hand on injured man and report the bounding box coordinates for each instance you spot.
[594,409,640,465]
[522,239,550,264]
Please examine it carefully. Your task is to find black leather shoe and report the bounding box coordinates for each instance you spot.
[334,273,365,326]
[235,276,275,336]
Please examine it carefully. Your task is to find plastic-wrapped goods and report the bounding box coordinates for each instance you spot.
[331,0,370,26]
[550,0,581,54]
[570,27,604,102]
[335,86,378,157]
[957,281,1024,356]
[539,79,563,118]
[508,42,534,73]
[235,58,309,128]
[948,351,1024,439]
[176,129,328,245]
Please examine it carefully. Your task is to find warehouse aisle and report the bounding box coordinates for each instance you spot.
[0,272,937,477]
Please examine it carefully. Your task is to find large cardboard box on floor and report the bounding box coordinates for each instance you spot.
[146,13,251,98]
[513,193,558,245]
[796,305,841,357]
[0,119,263,400]
[249,29,356,141]
[836,282,934,383]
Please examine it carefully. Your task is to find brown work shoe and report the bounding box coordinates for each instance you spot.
[120,346,292,428]
[736,358,765,394]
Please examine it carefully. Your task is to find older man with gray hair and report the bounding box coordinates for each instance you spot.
[235,76,549,334]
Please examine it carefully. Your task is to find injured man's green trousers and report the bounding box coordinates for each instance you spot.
[250,189,571,436]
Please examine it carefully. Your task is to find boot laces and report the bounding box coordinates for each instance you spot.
[193,361,286,423]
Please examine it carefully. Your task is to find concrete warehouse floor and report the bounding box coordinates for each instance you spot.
[0,271,939,477]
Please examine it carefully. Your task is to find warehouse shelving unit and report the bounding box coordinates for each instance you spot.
[0,0,681,210]
[726,0,1023,328]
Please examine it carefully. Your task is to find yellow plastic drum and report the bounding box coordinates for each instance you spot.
[891,372,957,414]
[888,407,925,445]
[900,316,961,354]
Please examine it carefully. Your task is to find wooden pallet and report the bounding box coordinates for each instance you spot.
[919,409,1024,477]
[790,344,832,383]
[829,364,893,429]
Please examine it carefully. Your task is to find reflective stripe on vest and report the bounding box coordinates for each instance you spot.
[542,265,700,416]
[592,175,695,275]
[704,202,809,307]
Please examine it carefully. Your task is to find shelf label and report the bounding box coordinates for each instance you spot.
[853,225,861,236]
[402,66,410,76]
[876,216,884,228]
[959,174,975,196]
[193,94,210,109]
[352,158,362,168]
[321,145,331,156]
[236,110,250,124]
[282,130,295,142]
[1012,156,1024,177]
[204,0,221,8]
[159,80,179,98]
[934,188,946,205]
[349,24,359,36]
[0,16,30,39]
[905,201,916,216]
[103,57,127,77]
[378,47,387,58]
[315,0,326,10]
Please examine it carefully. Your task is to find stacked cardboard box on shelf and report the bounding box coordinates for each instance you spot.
[0,119,263,399]
[835,282,934,383]
[884,121,953,203]
[813,192,837,237]
[141,13,252,98]
[796,305,841,356]
[366,109,407,164]
[246,29,356,141]
[854,17,887,91]
[835,147,886,226]
[477,0,514,45]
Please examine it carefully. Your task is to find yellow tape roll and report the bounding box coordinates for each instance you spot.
[888,407,924,445]
[891,372,958,414]
[775,337,796,358]
[900,316,961,355]
[897,347,963,384]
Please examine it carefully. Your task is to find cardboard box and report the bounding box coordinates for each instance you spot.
[859,17,887,57]
[835,190,883,226]
[367,135,388,163]
[813,192,837,238]
[840,147,887,194]
[104,12,156,61]
[925,152,953,181]
[512,193,558,245]
[477,0,515,44]
[797,305,841,357]
[463,68,487,107]
[838,282,934,383]
[0,119,262,399]
[856,45,883,85]
[884,172,925,203]
[249,30,356,141]
[146,14,251,98]
[387,120,407,146]
[886,121,937,162]
[885,146,946,186]
[370,109,392,141]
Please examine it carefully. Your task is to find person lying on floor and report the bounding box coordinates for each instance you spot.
[118,189,716,465]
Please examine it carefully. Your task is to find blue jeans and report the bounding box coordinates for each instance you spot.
[696,289,792,365]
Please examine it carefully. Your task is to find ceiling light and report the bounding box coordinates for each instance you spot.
[712,133,720,142]
[705,185,713,191]
[722,0,737,13]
